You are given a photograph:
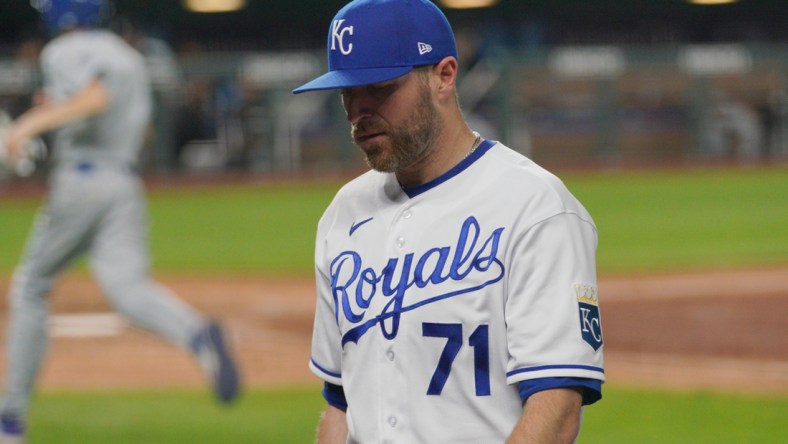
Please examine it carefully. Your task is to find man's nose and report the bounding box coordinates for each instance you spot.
[343,90,374,124]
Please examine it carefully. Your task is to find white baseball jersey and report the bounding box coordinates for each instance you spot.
[310,140,605,443]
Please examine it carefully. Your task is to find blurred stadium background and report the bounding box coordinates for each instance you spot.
[0,0,786,177]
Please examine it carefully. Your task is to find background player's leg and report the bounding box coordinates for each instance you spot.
[89,174,204,348]
[89,173,239,402]
[2,173,95,422]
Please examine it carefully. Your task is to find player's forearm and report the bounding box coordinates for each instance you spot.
[316,404,348,444]
[506,388,583,444]
[5,107,54,153]
[11,80,109,143]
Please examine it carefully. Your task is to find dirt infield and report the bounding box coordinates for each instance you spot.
[0,268,786,396]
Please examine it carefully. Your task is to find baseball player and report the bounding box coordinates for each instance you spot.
[293,1,605,442]
[0,1,240,441]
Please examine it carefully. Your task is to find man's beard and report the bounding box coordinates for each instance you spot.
[352,84,441,173]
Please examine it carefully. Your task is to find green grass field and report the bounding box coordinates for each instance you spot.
[566,167,788,273]
[2,165,787,442]
[23,386,788,443]
[2,166,787,276]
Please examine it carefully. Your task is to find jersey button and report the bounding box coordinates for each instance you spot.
[402,210,412,219]
[386,350,395,361]
[388,416,397,427]
[395,237,405,248]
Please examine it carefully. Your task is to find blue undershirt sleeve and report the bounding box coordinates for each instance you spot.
[517,377,602,406]
[322,382,348,411]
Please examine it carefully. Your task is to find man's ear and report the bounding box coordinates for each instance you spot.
[432,56,458,101]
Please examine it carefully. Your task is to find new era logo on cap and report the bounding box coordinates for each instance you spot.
[418,42,433,55]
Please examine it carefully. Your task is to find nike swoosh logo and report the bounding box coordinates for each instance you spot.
[349,217,374,236]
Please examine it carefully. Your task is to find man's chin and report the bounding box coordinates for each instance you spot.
[364,153,397,173]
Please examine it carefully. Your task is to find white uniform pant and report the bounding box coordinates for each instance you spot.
[1,164,204,417]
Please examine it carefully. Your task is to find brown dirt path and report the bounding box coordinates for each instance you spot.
[0,268,786,396]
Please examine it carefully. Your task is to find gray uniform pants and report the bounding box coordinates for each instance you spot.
[2,163,204,417]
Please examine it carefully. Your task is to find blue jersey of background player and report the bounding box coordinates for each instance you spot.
[0,1,240,441]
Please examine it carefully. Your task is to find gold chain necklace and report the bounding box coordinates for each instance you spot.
[465,131,483,159]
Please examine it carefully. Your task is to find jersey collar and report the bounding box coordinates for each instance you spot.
[401,139,496,199]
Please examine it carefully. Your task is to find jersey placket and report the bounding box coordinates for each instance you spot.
[377,203,416,442]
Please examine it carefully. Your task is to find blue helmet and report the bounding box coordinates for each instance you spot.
[31,0,110,34]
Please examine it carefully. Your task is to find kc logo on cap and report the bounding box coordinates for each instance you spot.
[331,19,354,55]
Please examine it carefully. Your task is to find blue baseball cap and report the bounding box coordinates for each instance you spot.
[293,0,458,94]
[32,0,109,35]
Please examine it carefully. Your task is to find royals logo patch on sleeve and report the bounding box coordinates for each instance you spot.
[575,283,603,351]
